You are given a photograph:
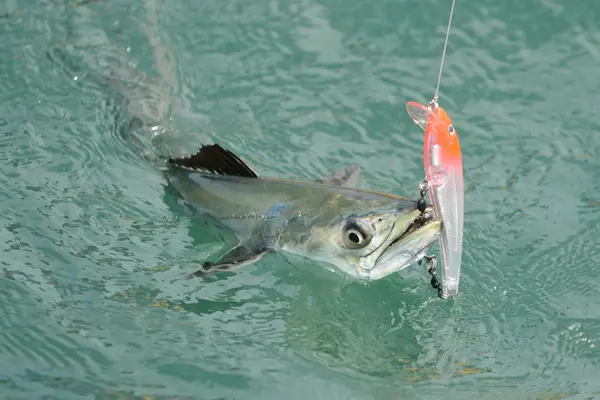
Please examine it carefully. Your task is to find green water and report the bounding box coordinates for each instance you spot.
[1,0,599,398]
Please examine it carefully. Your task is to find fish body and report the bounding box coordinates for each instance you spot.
[165,144,442,281]
[406,101,464,297]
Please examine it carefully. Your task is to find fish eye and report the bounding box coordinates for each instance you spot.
[342,221,372,249]
[448,125,455,134]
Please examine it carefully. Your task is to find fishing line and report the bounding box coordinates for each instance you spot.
[432,0,456,105]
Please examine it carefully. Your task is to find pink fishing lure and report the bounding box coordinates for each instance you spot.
[407,101,464,298]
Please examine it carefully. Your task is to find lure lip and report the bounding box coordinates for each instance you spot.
[406,101,432,132]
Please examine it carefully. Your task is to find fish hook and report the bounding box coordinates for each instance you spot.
[417,178,445,298]
[419,254,445,299]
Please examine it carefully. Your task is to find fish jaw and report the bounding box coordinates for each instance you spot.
[357,216,442,281]
[353,208,424,273]
[361,218,442,280]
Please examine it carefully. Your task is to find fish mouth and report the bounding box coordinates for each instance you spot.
[363,207,441,280]
[388,208,436,249]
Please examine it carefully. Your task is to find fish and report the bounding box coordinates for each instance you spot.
[46,10,442,283]
[406,100,464,297]
[164,143,442,281]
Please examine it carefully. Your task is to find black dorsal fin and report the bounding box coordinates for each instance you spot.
[168,144,259,178]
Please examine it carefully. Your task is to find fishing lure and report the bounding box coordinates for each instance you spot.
[407,100,463,298]
[406,0,463,298]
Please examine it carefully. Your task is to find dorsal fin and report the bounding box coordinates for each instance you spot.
[317,164,360,187]
[168,144,259,178]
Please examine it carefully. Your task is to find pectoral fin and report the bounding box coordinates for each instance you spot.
[189,245,270,278]
[318,164,360,187]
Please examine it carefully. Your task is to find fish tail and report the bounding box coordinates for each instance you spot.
[46,2,191,169]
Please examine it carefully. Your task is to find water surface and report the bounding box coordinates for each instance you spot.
[1,0,600,398]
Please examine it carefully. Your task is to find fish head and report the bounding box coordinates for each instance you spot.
[300,198,442,281]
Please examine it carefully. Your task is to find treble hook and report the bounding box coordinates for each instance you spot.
[419,254,445,298]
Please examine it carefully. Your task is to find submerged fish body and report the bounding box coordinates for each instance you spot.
[165,144,442,281]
